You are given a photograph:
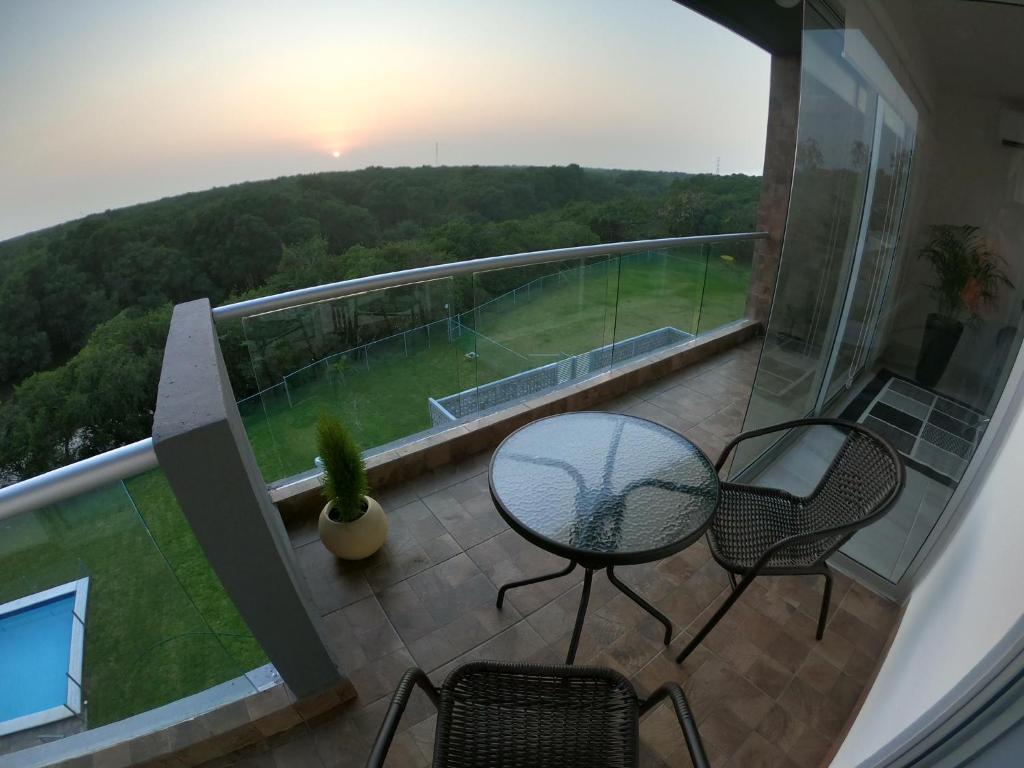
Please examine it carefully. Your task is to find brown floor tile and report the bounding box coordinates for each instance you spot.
[697,400,747,440]
[798,650,843,696]
[245,339,903,768]
[756,703,806,755]
[726,732,800,768]
[777,676,825,727]
[683,424,729,464]
[624,398,700,435]
[842,581,899,631]
[745,655,794,699]
[421,478,507,550]
[828,607,888,656]
[645,384,724,426]
[347,648,417,704]
[294,541,373,615]
[787,727,833,768]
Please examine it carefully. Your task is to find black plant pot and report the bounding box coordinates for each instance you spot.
[915,313,963,388]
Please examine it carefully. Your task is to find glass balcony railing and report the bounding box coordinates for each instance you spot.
[0,231,764,759]
[220,234,764,487]
[0,465,265,757]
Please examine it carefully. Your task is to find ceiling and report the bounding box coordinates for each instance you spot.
[671,0,803,56]
[911,0,1024,103]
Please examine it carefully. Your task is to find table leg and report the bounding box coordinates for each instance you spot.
[566,568,594,665]
[607,566,673,645]
[496,560,577,609]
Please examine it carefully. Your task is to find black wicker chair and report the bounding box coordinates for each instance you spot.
[675,418,904,664]
[367,661,709,767]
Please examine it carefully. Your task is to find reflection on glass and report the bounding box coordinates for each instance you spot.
[453,257,619,419]
[0,477,255,754]
[227,239,759,486]
[737,13,879,462]
[700,240,756,334]
[239,279,466,481]
[614,246,704,342]
[738,0,1024,584]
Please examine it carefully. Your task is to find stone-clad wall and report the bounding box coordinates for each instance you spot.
[747,53,801,325]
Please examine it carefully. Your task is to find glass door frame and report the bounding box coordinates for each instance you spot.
[814,94,915,414]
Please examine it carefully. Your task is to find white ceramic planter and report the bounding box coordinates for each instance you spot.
[318,496,388,560]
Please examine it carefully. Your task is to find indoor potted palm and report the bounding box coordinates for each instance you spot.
[916,225,1012,387]
[316,413,388,559]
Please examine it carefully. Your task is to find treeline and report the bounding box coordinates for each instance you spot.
[0,165,760,477]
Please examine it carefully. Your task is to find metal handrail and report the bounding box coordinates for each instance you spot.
[212,232,768,320]
[0,231,767,522]
[0,439,158,521]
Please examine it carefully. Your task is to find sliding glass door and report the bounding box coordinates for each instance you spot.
[819,99,914,411]
[740,0,1024,590]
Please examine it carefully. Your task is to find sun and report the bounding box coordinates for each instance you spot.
[331,150,341,158]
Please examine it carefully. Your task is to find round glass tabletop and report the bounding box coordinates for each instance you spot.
[489,412,720,565]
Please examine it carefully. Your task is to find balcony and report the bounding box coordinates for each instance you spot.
[275,337,900,767]
[3,233,812,767]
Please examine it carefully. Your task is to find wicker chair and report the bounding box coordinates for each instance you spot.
[675,418,904,664]
[367,661,709,767]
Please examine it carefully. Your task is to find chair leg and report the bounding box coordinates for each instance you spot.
[816,567,833,641]
[727,571,738,591]
[607,566,673,645]
[676,571,756,664]
[496,560,577,609]
[565,569,594,665]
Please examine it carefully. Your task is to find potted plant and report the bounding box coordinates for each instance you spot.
[916,225,1012,387]
[316,413,388,560]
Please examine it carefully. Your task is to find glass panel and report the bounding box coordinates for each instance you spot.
[450,257,618,420]
[0,474,256,756]
[699,239,757,334]
[737,0,1024,585]
[734,8,879,469]
[237,278,467,483]
[613,246,704,355]
[820,99,915,407]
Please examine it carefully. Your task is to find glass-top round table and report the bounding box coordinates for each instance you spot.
[489,411,720,663]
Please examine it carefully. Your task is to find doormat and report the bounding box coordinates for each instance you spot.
[839,371,986,487]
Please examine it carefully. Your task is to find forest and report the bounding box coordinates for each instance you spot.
[0,165,761,479]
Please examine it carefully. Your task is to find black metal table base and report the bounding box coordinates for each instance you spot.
[496,561,673,664]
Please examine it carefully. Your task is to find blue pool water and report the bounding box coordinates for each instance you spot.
[0,594,75,723]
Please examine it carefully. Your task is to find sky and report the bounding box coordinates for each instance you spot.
[0,0,770,242]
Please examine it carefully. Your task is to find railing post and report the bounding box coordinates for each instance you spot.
[152,299,345,697]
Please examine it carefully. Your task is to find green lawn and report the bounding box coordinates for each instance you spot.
[0,472,266,727]
[0,250,748,730]
[244,252,751,482]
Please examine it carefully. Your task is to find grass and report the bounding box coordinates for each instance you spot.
[245,252,751,482]
[0,250,748,730]
[0,472,266,727]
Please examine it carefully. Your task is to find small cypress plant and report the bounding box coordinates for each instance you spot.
[316,413,368,523]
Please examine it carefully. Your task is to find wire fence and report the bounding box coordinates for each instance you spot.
[431,326,692,424]
[237,252,701,429]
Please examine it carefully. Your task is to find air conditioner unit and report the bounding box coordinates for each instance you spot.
[1000,108,1024,149]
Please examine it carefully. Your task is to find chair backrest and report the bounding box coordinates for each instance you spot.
[434,662,640,768]
[804,423,905,537]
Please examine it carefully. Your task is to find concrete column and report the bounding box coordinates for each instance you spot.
[747,52,801,325]
[153,299,344,697]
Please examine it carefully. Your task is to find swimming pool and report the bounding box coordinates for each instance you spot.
[0,579,89,736]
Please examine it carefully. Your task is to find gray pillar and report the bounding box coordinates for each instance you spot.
[153,298,343,697]
[747,52,801,325]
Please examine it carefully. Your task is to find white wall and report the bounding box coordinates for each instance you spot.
[877,92,1024,409]
[830,358,1024,767]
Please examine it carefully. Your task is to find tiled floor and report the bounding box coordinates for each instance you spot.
[226,341,900,768]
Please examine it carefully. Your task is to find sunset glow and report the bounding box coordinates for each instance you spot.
[0,0,769,241]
